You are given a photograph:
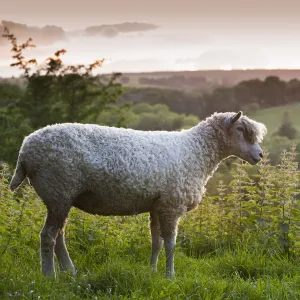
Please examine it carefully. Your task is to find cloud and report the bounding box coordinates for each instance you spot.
[0,20,159,47]
[0,20,67,46]
[85,22,159,38]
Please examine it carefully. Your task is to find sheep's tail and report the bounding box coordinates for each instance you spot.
[10,160,27,191]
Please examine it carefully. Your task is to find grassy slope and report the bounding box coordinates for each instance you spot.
[249,102,300,136]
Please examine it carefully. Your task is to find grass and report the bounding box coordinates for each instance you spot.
[2,238,300,299]
[2,236,300,299]
[1,194,300,300]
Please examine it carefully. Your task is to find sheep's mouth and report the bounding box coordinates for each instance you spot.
[249,155,261,165]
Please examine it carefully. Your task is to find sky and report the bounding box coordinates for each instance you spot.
[1,0,300,76]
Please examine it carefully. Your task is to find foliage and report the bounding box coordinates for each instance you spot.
[96,102,199,131]
[0,81,23,107]
[0,28,125,165]
[0,108,31,164]
[0,145,300,298]
[121,76,300,121]
[179,145,300,257]
[120,87,204,119]
[128,103,199,131]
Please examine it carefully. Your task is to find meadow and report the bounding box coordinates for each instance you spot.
[0,146,299,300]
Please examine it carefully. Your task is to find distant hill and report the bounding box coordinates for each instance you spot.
[3,69,300,92]
[120,69,300,91]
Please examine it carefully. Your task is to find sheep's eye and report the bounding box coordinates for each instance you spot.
[237,127,244,132]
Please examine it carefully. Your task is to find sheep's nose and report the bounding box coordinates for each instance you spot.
[259,152,263,158]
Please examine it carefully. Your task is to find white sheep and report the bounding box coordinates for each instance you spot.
[10,111,267,278]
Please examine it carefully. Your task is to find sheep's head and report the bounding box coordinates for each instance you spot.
[224,111,267,165]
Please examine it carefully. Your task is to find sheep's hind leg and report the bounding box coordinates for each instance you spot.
[149,212,163,272]
[158,214,180,278]
[54,216,75,275]
[40,206,71,277]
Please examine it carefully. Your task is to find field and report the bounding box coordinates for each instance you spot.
[1,146,300,299]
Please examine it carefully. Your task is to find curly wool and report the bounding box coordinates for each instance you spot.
[11,112,266,218]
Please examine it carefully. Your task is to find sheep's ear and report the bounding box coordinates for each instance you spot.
[230,111,242,124]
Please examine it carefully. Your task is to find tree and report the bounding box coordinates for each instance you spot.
[1,27,126,164]
[3,28,123,127]
[274,112,298,140]
[129,103,199,131]
[0,81,23,107]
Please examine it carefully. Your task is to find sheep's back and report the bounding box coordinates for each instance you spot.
[21,124,190,199]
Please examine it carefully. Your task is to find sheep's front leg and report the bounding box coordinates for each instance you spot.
[55,217,75,275]
[40,207,70,277]
[158,214,180,278]
[149,212,163,272]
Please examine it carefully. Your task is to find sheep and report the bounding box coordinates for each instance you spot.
[9,111,267,278]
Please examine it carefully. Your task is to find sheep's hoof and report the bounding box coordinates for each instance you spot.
[60,266,76,276]
[165,271,175,279]
[69,268,76,277]
[42,271,56,278]
[150,265,158,273]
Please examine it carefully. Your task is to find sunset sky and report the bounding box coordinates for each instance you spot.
[1,0,300,76]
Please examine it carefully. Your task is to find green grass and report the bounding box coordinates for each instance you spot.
[250,102,300,135]
[2,233,300,299]
[1,194,300,299]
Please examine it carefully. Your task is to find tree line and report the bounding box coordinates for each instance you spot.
[121,76,300,119]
